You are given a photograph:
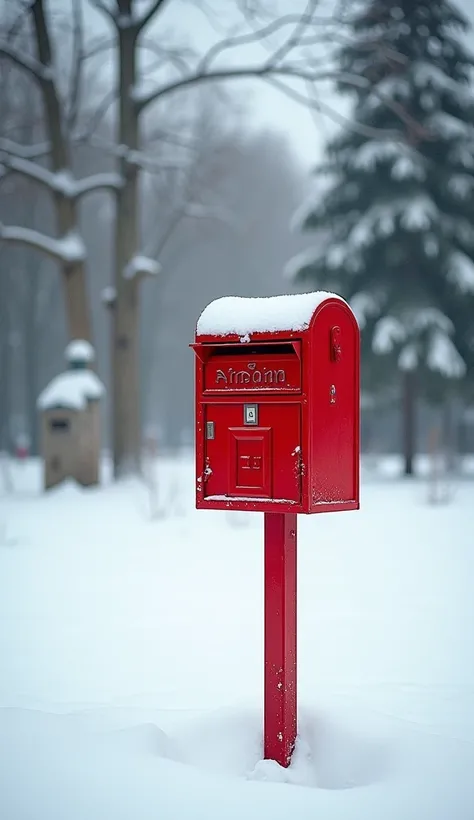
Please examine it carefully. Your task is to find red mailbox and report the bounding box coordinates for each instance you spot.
[192,291,360,514]
[191,291,360,770]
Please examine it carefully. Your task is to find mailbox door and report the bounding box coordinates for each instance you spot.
[309,303,359,506]
[202,403,301,504]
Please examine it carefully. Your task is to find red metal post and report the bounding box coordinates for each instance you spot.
[264,511,297,767]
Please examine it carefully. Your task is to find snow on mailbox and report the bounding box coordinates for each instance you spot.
[192,291,360,514]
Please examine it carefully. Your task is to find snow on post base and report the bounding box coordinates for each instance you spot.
[196,291,345,337]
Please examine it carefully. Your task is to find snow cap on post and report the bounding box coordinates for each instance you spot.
[65,339,95,367]
[196,291,347,340]
[36,339,104,411]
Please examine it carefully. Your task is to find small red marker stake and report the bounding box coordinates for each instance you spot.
[264,512,297,767]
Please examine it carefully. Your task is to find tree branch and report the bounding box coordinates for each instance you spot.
[84,35,117,61]
[67,0,85,130]
[137,66,371,111]
[0,223,85,263]
[196,12,346,75]
[0,40,51,82]
[140,37,194,77]
[74,172,124,198]
[265,76,401,140]
[0,152,62,192]
[266,0,319,67]
[0,138,51,161]
[88,0,117,25]
[73,131,187,175]
[77,88,118,139]
[136,0,170,33]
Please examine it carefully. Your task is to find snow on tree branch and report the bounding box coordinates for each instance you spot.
[182,202,234,226]
[123,255,162,279]
[0,154,71,194]
[0,139,51,161]
[101,286,117,307]
[74,173,124,198]
[428,332,466,379]
[74,132,187,175]
[0,225,86,264]
[0,146,122,198]
[449,251,474,294]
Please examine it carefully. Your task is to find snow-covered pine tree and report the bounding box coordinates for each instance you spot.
[287,0,474,475]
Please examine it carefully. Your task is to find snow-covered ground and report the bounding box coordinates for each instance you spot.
[1,455,474,820]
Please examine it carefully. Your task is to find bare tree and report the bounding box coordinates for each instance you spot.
[0,0,121,341]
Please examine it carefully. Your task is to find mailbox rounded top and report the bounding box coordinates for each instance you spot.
[196,291,350,340]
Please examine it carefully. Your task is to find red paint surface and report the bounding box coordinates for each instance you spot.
[203,404,300,503]
[264,512,297,768]
[193,297,360,514]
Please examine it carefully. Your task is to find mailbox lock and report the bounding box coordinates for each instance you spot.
[244,404,258,425]
[206,421,215,440]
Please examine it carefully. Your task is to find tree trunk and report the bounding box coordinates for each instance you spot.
[113,279,141,475]
[402,369,416,476]
[24,270,40,455]
[33,0,92,344]
[442,393,456,474]
[113,19,141,477]
[0,274,12,453]
[61,259,92,341]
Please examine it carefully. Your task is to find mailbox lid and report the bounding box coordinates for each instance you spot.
[193,341,302,394]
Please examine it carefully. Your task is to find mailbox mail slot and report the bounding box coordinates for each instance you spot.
[192,292,360,515]
[197,342,302,394]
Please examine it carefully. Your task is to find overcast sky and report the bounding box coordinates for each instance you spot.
[159,0,474,172]
[84,0,474,172]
